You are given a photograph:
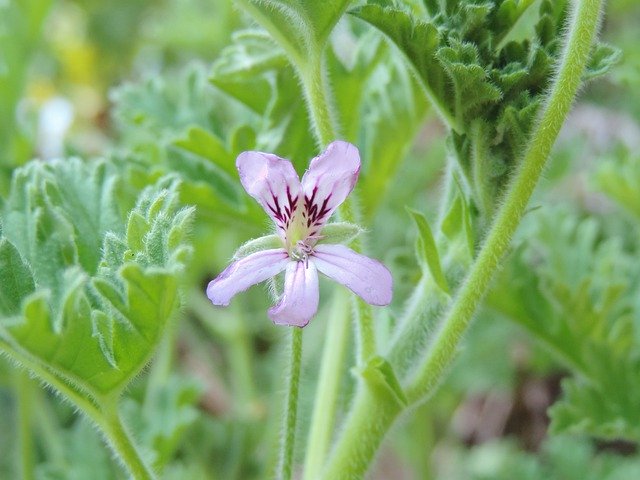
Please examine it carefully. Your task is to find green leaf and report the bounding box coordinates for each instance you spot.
[210,29,288,81]
[0,159,194,401]
[488,208,640,442]
[595,148,640,219]
[583,42,622,81]
[0,239,35,316]
[35,418,116,480]
[236,0,352,62]
[123,375,203,470]
[351,4,449,123]
[359,355,407,408]
[441,185,475,261]
[173,126,236,177]
[406,208,450,293]
[435,39,502,123]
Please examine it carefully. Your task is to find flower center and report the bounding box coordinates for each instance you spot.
[290,240,314,263]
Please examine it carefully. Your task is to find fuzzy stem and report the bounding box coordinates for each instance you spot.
[405,0,604,403]
[319,389,402,480]
[302,291,350,479]
[277,327,304,480]
[319,0,605,475]
[99,403,157,480]
[298,54,338,148]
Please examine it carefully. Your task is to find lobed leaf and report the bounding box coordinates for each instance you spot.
[488,208,640,442]
[0,159,194,400]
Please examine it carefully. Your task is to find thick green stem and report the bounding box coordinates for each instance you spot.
[99,404,157,480]
[320,0,605,475]
[406,0,604,403]
[277,327,303,480]
[299,55,338,148]
[302,291,350,479]
[319,390,402,480]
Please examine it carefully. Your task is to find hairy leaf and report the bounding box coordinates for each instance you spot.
[0,159,194,400]
[488,208,640,442]
[235,0,352,62]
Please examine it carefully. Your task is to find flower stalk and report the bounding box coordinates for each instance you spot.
[277,327,303,480]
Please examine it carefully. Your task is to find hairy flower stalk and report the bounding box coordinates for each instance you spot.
[207,140,393,326]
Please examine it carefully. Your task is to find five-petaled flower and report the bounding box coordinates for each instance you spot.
[206,141,393,327]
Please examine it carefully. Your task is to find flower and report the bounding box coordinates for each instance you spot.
[206,141,393,327]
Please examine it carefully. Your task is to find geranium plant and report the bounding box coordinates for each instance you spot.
[1,0,638,479]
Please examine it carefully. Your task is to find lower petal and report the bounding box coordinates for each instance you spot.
[269,261,319,327]
[312,244,392,306]
[207,249,289,306]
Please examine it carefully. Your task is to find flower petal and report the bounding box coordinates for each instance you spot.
[269,261,319,327]
[312,244,392,306]
[207,249,289,306]
[236,151,301,232]
[300,141,360,234]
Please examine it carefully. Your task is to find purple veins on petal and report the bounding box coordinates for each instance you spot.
[300,140,360,227]
[236,151,301,231]
[312,244,393,306]
[206,249,289,306]
[269,260,319,328]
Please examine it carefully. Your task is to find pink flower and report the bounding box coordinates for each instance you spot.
[206,141,393,327]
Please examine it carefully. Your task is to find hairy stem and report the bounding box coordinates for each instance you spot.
[277,327,303,480]
[299,55,339,148]
[320,389,402,480]
[405,0,604,403]
[320,0,605,475]
[99,404,157,480]
[302,291,350,479]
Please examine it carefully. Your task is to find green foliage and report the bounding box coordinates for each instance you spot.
[35,418,116,480]
[234,0,353,62]
[352,0,619,218]
[0,159,193,399]
[595,148,640,219]
[488,208,640,441]
[443,436,640,480]
[210,31,317,170]
[407,208,450,293]
[124,375,203,470]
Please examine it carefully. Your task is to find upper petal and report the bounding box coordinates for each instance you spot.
[269,261,319,328]
[312,244,392,306]
[237,151,301,232]
[207,248,289,306]
[300,141,360,234]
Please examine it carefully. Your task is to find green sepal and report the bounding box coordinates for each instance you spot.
[318,222,364,246]
[232,234,283,260]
